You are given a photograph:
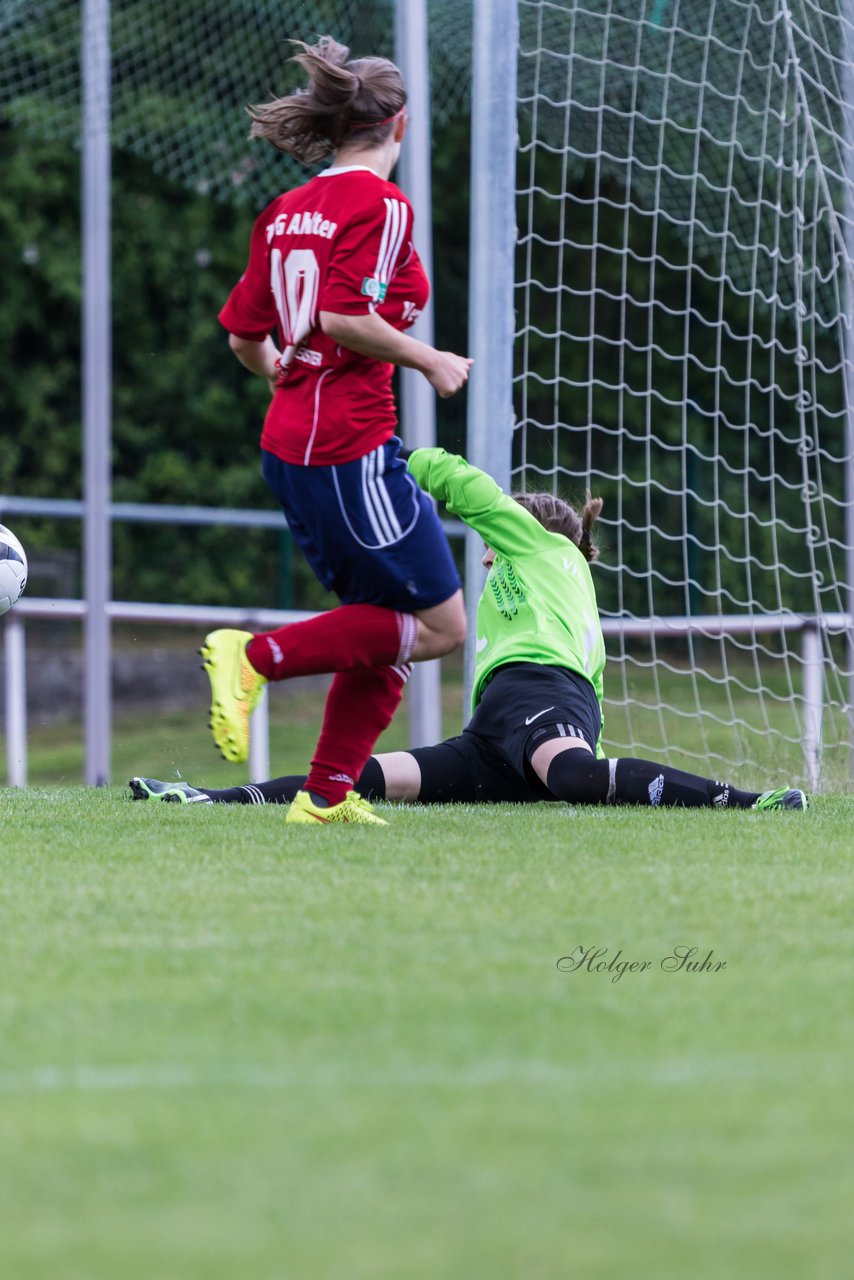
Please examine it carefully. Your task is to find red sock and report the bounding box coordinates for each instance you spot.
[246,605,417,681]
[305,665,411,807]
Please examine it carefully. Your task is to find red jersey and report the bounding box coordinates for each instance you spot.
[219,166,430,466]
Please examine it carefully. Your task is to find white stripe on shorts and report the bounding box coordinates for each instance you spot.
[373,445,403,538]
[361,452,394,545]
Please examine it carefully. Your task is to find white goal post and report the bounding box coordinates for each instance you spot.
[469,0,854,790]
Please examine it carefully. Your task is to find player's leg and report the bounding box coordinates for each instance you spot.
[411,589,467,661]
[244,604,418,680]
[363,732,541,804]
[129,757,390,806]
[129,734,537,808]
[290,708,535,818]
[531,739,808,810]
[286,664,409,824]
[405,732,547,804]
[242,587,464,686]
[221,586,462,693]
[381,739,482,803]
[250,444,464,670]
[366,751,422,800]
[277,444,462,819]
[201,606,417,764]
[477,662,809,810]
[202,443,461,764]
[129,774,303,804]
[131,735,508,809]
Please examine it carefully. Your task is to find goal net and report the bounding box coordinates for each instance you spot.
[515,0,854,789]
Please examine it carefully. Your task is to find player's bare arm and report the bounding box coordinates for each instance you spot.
[227,333,281,395]
[319,310,472,398]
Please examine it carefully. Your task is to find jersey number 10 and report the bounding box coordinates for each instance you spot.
[270,248,320,368]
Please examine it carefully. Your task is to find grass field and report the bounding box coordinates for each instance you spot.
[3,658,854,1276]
[2,781,854,1278]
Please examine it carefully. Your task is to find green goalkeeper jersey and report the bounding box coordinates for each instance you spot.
[408,448,606,745]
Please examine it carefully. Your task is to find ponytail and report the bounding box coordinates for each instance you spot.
[514,491,604,562]
[578,495,604,562]
[248,36,407,164]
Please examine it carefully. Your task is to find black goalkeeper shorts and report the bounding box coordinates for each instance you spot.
[410,663,602,804]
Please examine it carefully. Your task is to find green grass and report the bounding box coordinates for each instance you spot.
[1,788,853,1278]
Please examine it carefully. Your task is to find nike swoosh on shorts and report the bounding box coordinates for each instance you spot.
[525,706,556,725]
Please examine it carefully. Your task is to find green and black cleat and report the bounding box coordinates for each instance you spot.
[752,787,810,812]
[129,777,212,804]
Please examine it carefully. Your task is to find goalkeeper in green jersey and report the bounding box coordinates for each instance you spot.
[131,448,807,813]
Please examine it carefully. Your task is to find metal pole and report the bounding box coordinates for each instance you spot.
[464,0,519,711]
[249,686,270,785]
[4,616,27,787]
[846,341,854,783]
[394,0,436,451]
[844,4,854,780]
[802,625,823,793]
[395,0,443,747]
[847,368,854,782]
[82,0,112,786]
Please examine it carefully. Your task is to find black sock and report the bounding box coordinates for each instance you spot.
[545,750,759,809]
[202,776,307,804]
[198,757,387,806]
[612,759,759,809]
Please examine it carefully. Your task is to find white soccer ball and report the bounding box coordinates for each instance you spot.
[0,524,28,616]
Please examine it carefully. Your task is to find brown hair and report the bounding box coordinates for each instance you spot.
[248,36,407,164]
[514,492,604,562]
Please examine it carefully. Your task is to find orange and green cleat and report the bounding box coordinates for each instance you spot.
[199,629,267,764]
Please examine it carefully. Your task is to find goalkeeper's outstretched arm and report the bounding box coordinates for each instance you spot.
[407,446,602,566]
[406,447,552,559]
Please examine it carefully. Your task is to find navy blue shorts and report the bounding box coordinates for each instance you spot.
[262,440,461,611]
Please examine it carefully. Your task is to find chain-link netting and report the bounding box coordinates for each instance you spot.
[517,0,853,307]
[0,0,472,207]
[515,0,854,787]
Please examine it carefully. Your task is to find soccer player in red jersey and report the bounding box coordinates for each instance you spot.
[203,36,472,825]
